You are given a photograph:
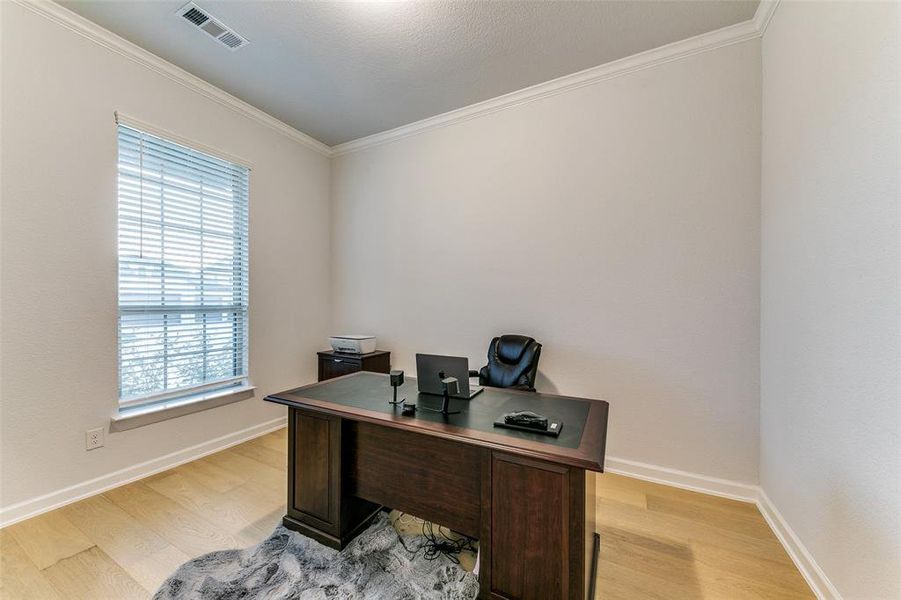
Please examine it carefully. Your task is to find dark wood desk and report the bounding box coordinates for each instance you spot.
[265,372,609,600]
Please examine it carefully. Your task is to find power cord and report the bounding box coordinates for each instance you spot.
[393,513,478,566]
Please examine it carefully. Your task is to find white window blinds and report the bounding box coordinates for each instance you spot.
[117,124,249,405]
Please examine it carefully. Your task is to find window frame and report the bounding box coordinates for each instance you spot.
[115,115,251,409]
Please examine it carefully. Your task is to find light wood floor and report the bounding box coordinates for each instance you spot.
[0,428,813,599]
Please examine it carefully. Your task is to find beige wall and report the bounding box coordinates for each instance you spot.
[4,3,899,594]
[760,2,901,598]
[0,3,329,512]
[332,39,762,484]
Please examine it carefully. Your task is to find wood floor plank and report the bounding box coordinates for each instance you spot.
[60,491,195,595]
[600,472,760,517]
[202,447,286,492]
[42,547,147,600]
[599,524,810,600]
[692,558,813,600]
[144,472,283,545]
[62,494,170,568]
[256,430,288,453]
[0,530,62,600]
[104,482,239,558]
[120,544,190,595]
[222,483,285,544]
[154,455,247,494]
[212,443,287,475]
[598,496,794,566]
[645,493,776,540]
[228,437,287,471]
[144,471,252,533]
[597,478,648,508]
[598,556,701,600]
[5,510,93,570]
[685,539,813,596]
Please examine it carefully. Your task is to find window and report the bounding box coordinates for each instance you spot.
[117,124,249,407]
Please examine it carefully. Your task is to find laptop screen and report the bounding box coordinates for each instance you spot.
[415,354,473,397]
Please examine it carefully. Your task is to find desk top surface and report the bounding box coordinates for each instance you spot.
[265,372,608,471]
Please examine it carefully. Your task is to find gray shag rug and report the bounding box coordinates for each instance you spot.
[153,513,479,600]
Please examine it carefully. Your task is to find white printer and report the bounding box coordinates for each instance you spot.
[328,335,377,354]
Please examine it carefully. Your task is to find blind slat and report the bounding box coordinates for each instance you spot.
[117,124,249,403]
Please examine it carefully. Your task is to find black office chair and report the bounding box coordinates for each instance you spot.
[469,335,542,392]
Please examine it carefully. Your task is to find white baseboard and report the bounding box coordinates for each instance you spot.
[604,456,759,502]
[757,489,841,600]
[0,416,287,528]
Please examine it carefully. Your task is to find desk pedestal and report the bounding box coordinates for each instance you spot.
[284,407,598,600]
[284,408,382,548]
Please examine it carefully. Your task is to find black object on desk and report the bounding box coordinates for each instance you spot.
[494,410,563,437]
[388,370,405,405]
[265,372,609,600]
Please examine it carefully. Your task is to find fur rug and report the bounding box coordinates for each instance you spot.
[153,514,479,599]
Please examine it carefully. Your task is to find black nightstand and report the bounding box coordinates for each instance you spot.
[317,350,391,382]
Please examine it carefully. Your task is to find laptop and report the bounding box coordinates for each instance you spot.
[415,354,484,399]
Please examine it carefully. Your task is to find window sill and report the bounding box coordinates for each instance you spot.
[110,384,256,432]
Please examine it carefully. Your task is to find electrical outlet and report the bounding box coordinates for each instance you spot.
[86,427,104,450]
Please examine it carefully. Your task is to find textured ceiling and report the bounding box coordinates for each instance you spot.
[61,0,759,146]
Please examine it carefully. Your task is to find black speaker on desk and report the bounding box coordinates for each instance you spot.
[389,369,405,405]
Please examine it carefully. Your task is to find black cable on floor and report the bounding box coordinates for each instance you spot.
[393,513,478,566]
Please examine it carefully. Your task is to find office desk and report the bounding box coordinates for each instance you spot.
[265,372,609,600]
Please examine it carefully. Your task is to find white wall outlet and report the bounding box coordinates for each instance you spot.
[86,427,104,450]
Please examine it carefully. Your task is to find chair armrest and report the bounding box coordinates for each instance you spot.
[509,383,537,392]
[468,369,480,378]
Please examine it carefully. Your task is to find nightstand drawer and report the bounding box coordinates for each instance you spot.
[320,356,361,380]
[317,350,391,382]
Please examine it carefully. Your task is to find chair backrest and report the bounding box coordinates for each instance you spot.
[481,335,542,391]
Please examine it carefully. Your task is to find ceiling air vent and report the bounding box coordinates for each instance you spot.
[176,2,249,51]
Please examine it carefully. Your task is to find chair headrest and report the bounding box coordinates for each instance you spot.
[495,335,537,364]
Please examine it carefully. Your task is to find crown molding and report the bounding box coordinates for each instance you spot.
[18,0,780,159]
[332,1,777,157]
[12,0,332,157]
[753,0,781,36]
